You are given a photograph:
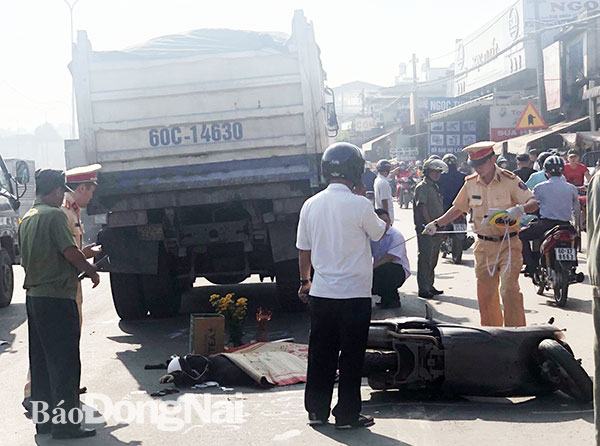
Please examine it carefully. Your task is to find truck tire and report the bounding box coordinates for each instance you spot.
[110,273,148,320]
[141,249,182,318]
[0,250,14,308]
[275,259,306,312]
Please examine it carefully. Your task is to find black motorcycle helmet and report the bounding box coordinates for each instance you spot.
[543,155,565,175]
[321,142,365,186]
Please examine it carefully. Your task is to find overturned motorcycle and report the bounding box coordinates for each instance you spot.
[363,317,592,403]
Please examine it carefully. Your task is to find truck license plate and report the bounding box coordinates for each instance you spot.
[453,224,467,232]
[555,248,576,261]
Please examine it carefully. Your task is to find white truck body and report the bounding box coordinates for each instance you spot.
[68,11,336,317]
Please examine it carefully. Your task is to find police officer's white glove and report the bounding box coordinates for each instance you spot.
[422,221,438,236]
[505,205,525,220]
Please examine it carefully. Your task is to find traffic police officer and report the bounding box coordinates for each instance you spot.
[423,142,538,327]
[20,169,99,439]
[63,163,102,328]
[296,142,386,429]
[414,158,446,299]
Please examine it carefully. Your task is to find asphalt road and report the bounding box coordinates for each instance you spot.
[0,203,595,445]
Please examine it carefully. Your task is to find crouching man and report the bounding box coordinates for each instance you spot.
[371,208,410,308]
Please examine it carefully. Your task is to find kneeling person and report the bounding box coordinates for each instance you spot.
[371,209,410,308]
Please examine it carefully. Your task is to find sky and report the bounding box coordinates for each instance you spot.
[0,0,518,133]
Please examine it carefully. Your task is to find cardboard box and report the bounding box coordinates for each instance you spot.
[189,313,224,355]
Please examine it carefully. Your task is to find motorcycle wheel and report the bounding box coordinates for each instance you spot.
[553,268,569,307]
[451,237,463,264]
[362,350,397,375]
[538,339,592,403]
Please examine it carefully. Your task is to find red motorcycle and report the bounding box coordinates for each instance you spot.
[396,176,416,209]
[531,223,585,307]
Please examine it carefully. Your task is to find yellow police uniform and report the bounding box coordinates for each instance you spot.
[62,192,84,326]
[453,145,534,327]
[62,163,101,328]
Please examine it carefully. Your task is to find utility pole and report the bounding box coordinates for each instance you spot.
[64,0,80,139]
[410,53,420,154]
[533,0,548,122]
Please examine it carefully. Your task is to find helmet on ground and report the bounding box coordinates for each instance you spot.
[376,159,392,172]
[423,159,448,172]
[442,153,458,166]
[321,142,365,186]
[543,155,565,174]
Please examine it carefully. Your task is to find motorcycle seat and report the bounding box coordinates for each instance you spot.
[543,223,575,240]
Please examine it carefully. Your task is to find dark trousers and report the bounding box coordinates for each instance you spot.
[417,233,442,293]
[26,296,81,432]
[305,297,371,423]
[519,219,567,271]
[372,263,407,304]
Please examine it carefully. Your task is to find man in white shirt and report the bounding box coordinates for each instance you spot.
[371,208,410,308]
[296,142,386,430]
[374,159,394,224]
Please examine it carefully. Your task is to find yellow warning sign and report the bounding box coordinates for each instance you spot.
[515,102,548,130]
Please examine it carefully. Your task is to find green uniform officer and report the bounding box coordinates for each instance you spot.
[587,170,600,446]
[413,158,447,299]
[19,169,99,440]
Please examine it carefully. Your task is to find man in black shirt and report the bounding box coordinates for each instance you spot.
[513,153,536,182]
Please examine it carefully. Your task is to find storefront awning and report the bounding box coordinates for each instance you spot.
[561,131,600,149]
[502,116,589,154]
[361,128,399,153]
[425,94,494,123]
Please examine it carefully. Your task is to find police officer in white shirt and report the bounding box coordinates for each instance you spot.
[374,160,394,224]
[296,142,386,430]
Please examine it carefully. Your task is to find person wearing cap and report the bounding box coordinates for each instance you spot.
[374,160,394,225]
[513,153,536,183]
[564,150,591,187]
[422,142,538,327]
[19,169,100,439]
[526,152,552,190]
[413,158,447,299]
[63,163,102,328]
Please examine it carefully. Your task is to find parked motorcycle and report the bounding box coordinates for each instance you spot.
[397,177,416,209]
[529,222,585,307]
[439,214,472,264]
[363,316,592,402]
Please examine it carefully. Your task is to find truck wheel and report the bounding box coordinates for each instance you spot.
[275,260,306,312]
[0,250,14,308]
[110,273,148,320]
[141,250,182,318]
[538,339,592,402]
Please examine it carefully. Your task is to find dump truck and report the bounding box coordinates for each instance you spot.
[0,157,30,307]
[68,11,338,319]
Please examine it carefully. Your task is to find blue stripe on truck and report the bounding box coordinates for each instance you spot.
[96,153,321,196]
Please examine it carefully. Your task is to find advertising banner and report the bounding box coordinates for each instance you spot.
[428,98,476,155]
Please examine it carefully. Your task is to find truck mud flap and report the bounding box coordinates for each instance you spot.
[98,227,158,275]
